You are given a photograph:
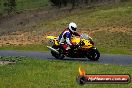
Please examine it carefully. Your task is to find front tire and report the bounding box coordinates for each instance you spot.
[51,45,65,60]
[86,47,100,61]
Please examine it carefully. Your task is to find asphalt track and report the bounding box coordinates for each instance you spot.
[0,50,132,65]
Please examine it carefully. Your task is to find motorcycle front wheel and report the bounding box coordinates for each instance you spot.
[86,47,100,61]
[51,45,65,60]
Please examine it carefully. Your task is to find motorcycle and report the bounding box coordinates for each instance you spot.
[46,34,100,61]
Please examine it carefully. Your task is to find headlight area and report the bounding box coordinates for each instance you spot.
[48,39,54,44]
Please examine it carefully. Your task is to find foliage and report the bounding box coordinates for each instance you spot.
[3,0,16,15]
[49,0,122,8]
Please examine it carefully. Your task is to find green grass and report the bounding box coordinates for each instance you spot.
[0,0,5,14]
[39,1,132,29]
[0,1,132,55]
[35,1,132,55]
[0,57,132,88]
[0,44,48,51]
[93,31,132,55]
[99,47,132,55]
[0,0,49,14]
[16,0,49,11]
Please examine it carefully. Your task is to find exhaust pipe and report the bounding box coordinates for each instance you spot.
[47,46,59,54]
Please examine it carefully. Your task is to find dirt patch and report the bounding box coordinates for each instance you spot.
[128,49,132,52]
[0,27,131,46]
[0,31,43,45]
[0,60,16,65]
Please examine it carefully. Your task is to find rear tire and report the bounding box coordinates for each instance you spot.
[86,47,100,61]
[51,45,65,60]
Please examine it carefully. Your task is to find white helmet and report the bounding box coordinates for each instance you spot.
[68,22,77,33]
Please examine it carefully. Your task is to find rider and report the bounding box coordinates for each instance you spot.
[58,22,80,50]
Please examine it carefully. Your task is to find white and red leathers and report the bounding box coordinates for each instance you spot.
[58,28,80,50]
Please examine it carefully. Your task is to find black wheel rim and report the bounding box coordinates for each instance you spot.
[87,48,100,61]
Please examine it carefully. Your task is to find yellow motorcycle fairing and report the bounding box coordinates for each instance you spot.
[71,37,93,49]
[46,36,93,49]
[46,36,59,45]
[70,37,80,44]
[81,39,93,48]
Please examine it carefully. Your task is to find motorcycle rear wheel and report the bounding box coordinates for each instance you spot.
[51,45,65,60]
[86,47,100,61]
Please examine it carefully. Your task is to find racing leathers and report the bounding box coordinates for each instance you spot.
[58,28,80,50]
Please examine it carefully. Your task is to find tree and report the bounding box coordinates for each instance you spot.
[3,0,16,15]
[49,0,121,9]
[49,0,62,8]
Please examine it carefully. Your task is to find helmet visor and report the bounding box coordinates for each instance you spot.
[71,26,77,31]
